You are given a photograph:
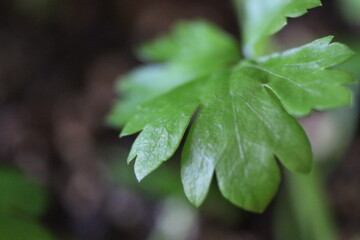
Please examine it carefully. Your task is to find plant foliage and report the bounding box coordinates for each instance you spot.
[108,1,355,212]
[0,168,53,240]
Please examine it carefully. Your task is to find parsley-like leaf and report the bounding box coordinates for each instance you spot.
[110,18,354,212]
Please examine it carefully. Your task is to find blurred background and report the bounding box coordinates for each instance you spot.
[0,0,359,239]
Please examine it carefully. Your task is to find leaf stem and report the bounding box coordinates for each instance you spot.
[287,165,339,240]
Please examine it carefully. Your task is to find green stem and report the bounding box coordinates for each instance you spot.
[231,0,273,58]
[286,165,339,240]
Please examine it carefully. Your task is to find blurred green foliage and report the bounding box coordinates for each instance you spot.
[106,146,183,197]
[338,0,360,25]
[0,167,53,240]
[275,168,339,240]
[105,145,249,226]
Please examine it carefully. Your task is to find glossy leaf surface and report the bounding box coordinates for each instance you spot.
[248,36,355,116]
[110,20,354,212]
[181,68,311,211]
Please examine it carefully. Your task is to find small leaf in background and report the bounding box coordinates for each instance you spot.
[0,168,53,240]
[137,20,240,64]
[0,168,47,217]
[238,0,321,57]
[0,218,53,240]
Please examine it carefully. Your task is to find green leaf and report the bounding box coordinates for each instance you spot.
[0,218,53,240]
[238,0,321,57]
[137,20,240,63]
[245,36,355,116]
[107,21,240,127]
[107,64,198,126]
[181,69,311,211]
[0,168,53,240]
[121,80,202,180]
[111,20,354,212]
[0,168,48,217]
